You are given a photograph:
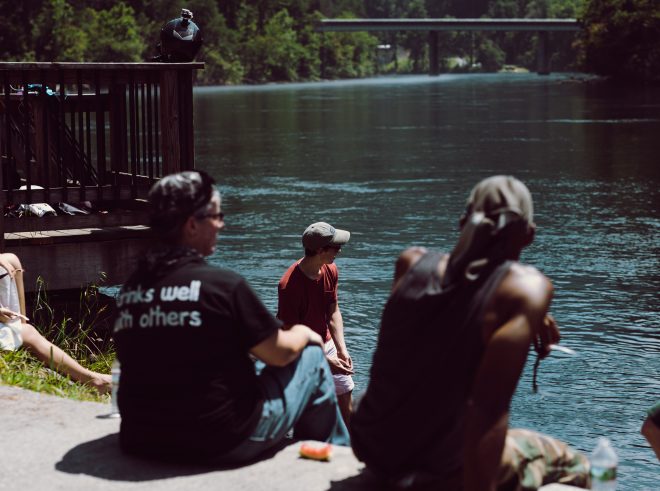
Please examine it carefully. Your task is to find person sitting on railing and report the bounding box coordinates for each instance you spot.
[0,252,111,394]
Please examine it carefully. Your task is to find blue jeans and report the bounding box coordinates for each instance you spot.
[221,345,350,463]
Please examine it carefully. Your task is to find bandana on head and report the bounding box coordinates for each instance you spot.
[443,176,534,287]
[148,170,216,239]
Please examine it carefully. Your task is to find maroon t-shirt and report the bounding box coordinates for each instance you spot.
[277,260,338,342]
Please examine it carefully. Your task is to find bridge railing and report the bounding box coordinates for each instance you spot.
[317,18,582,75]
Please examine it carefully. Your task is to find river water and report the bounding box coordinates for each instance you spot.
[193,74,659,488]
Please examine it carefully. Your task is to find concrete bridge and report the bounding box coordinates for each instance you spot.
[316,18,583,75]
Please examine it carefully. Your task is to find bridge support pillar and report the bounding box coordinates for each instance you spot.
[429,31,440,76]
[537,31,550,75]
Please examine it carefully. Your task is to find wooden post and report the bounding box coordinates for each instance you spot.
[109,82,128,176]
[537,31,550,75]
[159,69,180,175]
[178,69,194,170]
[429,31,440,76]
[32,99,48,186]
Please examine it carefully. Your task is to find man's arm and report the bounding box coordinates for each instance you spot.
[392,246,427,292]
[250,324,323,367]
[641,408,660,461]
[463,267,554,491]
[276,268,301,325]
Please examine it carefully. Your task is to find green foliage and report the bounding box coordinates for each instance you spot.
[477,36,506,71]
[578,0,660,82]
[33,0,88,61]
[31,0,144,61]
[30,276,115,361]
[0,349,108,402]
[10,0,650,83]
[85,2,145,62]
[242,9,306,82]
[321,21,378,78]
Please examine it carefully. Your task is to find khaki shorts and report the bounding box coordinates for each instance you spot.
[498,428,591,491]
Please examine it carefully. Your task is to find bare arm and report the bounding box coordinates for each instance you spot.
[642,415,660,462]
[328,301,353,374]
[392,246,427,292]
[250,324,323,367]
[463,267,554,491]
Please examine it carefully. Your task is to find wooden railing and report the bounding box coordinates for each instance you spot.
[0,62,203,227]
[0,63,203,290]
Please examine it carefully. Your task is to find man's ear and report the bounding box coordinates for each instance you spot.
[181,215,198,239]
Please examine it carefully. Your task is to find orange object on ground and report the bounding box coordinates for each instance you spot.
[299,442,333,461]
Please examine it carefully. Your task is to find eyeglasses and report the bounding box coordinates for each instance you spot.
[196,212,224,222]
[325,245,341,251]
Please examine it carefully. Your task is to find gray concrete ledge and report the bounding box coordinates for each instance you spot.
[0,384,367,491]
[0,384,584,490]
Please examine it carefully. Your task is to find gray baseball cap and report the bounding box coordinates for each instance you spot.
[302,222,350,250]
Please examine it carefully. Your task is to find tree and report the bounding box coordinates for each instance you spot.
[241,9,306,82]
[33,0,88,61]
[578,0,660,82]
[84,2,145,62]
[0,0,42,60]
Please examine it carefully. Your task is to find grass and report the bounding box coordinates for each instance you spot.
[0,276,116,402]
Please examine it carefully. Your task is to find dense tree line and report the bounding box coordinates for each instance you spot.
[578,0,660,82]
[0,1,657,84]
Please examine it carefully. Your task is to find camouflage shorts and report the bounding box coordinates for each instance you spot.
[497,429,590,491]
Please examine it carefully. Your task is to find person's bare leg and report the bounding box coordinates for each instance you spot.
[20,323,111,394]
[337,391,353,426]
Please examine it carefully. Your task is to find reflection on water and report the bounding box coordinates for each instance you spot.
[194,74,659,488]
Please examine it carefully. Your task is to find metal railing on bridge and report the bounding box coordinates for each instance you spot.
[316,18,582,75]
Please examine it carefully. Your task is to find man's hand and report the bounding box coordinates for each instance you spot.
[327,355,354,375]
[535,314,560,359]
[336,348,353,370]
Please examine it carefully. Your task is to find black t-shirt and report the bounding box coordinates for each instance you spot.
[113,253,281,461]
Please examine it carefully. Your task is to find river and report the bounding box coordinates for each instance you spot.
[193,73,659,488]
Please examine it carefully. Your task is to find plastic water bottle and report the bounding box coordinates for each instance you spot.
[590,437,617,490]
[109,359,121,418]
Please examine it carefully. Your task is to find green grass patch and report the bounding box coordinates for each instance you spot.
[0,276,116,402]
[0,349,108,402]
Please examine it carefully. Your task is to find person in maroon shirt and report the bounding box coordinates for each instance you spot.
[278,222,354,425]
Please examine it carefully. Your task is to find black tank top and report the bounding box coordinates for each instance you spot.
[351,251,512,480]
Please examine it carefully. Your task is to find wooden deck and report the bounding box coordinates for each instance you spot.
[0,62,203,291]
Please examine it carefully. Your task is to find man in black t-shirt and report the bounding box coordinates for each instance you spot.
[113,170,349,463]
[351,176,589,490]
